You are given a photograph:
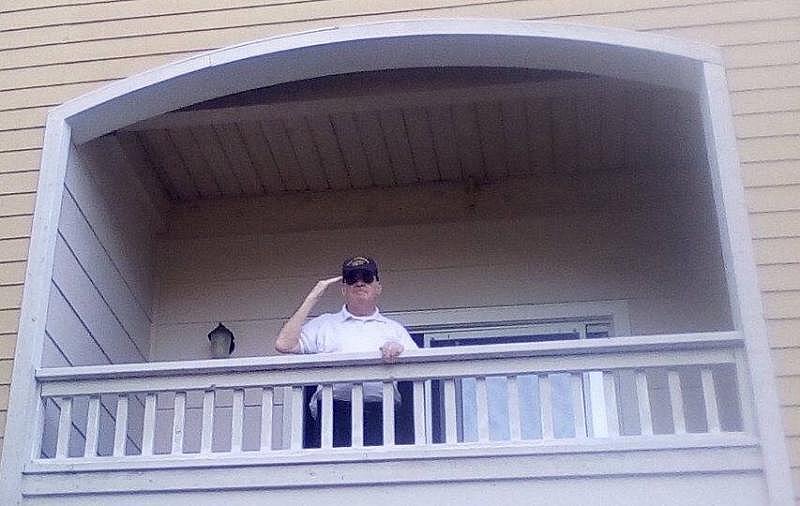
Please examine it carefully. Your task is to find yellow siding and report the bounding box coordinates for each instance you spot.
[0,0,798,495]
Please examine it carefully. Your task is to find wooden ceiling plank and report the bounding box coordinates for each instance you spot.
[139,130,196,201]
[599,86,627,173]
[214,123,264,195]
[114,131,172,210]
[402,107,439,184]
[329,112,371,190]
[125,78,597,132]
[189,125,243,196]
[623,87,650,174]
[305,115,350,191]
[354,111,395,187]
[451,103,485,181]
[501,99,529,178]
[573,92,598,175]
[238,121,286,193]
[379,109,418,186]
[550,95,579,176]
[167,128,222,199]
[427,105,460,182]
[525,99,554,179]
[475,101,507,182]
[260,120,306,192]
[283,117,329,192]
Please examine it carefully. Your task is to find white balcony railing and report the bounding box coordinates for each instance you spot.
[31,331,752,470]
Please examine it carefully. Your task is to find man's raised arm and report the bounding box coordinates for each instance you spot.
[274,276,341,354]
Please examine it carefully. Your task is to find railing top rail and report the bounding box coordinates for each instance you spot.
[36,331,742,383]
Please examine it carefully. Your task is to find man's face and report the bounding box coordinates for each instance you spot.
[341,270,382,309]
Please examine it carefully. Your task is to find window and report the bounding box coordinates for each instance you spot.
[411,318,614,443]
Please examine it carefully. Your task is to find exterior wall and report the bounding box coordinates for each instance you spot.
[151,175,728,361]
[0,0,797,497]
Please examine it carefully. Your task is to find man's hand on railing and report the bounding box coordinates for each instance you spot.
[380,340,404,363]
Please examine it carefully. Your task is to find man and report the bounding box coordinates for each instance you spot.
[274,256,417,447]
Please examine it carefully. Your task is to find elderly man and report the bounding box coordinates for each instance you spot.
[275,256,417,447]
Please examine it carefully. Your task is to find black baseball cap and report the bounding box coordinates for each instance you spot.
[342,256,379,279]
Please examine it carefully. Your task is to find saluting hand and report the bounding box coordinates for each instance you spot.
[306,276,342,303]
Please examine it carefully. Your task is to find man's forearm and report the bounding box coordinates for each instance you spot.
[274,276,341,354]
[274,298,315,353]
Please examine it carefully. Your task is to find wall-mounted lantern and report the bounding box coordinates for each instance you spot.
[208,322,235,358]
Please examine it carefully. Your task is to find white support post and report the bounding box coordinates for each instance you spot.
[603,372,620,438]
[507,375,522,441]
[412,381,426,445]
[351,383,364,448]
[113,395,128,457]
[635,371,654,436]
[200,389,215,455]
[171,392,186,455]
[700,59,794,505]
[382,382,395,447]
[668,370,686,435]
[290,386,304,451]
[231,388,244,453]
[539,374,554,440]
[141,393,157,456]
[260,387,273,452]
[84,396,101,458]
[444,379,458,444]
[734,349,756,434]
[55,397,72,459]
[475,377,490,443]
[30,392,46,461]
[571,373,587,439]
[320,385,333,449]
[701,369,721,434]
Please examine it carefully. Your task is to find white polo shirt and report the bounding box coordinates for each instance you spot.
[299,306,417,404]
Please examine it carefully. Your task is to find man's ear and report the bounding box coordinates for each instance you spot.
[341,284,347,297]
[375,281,383,295]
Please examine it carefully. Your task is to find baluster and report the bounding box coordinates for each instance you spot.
[571,373,587,439]
[84,395,101,458]
[290,386,304,450]
[172,392,186,454]
[701,368,721,433]
[635,371,653,436]
[141,393,157,456]
[507,375,522,441]
[200,389,215,454]
[734,349,755,433]
[539,374,554,440]
[231,388,245,453]
[603,372,620,437]
[413,381,426,445]
[382,382,395,447]
[260,387,274,452]
[321,385,334,449]
[55,397,73,459]
[667,370,686,434]
[351,384,364,448]
[475,377,490,443]
[113,395,128,457]
[444,379,458,444]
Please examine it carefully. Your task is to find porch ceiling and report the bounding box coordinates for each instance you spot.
[116,67,688,203]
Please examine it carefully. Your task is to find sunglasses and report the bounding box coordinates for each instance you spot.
[343,271,376,285]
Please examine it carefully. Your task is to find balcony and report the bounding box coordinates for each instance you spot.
[4,24,787,504]
[23,332,764,503]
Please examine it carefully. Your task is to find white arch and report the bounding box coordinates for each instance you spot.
[55,19,720,144]
[3,18,793,506]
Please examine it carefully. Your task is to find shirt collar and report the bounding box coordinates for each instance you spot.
[338,305,388,323]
